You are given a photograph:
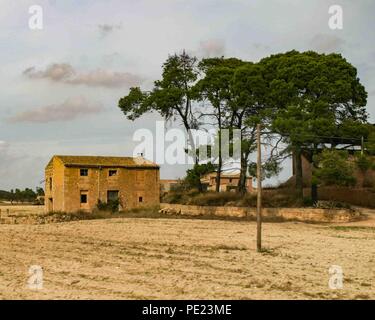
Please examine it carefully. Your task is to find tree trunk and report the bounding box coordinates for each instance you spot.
[311,183,318,205]
[294,147,303,199]
[216,156,222,192]
[215,106,222,192]
[237,151,249,194]
[184,120,203,191]
[310,148,318,205]
[215,125,222,192]
[185,122,198,164]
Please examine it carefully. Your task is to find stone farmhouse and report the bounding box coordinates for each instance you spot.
[45,155,160,213]
[200,172,253,192]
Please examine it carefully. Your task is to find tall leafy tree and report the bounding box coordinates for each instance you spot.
[232,62,269,193]
[194,57,245,191]
[118,51,200,163]
[260,51,368,200]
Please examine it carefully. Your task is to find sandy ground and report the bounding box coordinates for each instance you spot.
[0,210,374,300]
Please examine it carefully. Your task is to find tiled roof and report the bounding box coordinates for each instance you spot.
[51,155,159,168]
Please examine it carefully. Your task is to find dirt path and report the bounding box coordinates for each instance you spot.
[337,208,375,227]
[0,217,374,300]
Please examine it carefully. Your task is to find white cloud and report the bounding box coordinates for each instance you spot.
[23,63,142,88]
[23,64,75,81]
[66,69,142,88]
[8,96,103,123]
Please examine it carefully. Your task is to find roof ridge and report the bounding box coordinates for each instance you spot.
[49,155,159,168]
[55,155,135,158]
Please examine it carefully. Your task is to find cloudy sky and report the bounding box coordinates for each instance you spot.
[0,0,374,190]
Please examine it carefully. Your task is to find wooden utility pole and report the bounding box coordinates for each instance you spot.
[361,136,364,155]
[256,124,262,252]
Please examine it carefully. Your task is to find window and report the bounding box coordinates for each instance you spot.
[109,169,117,177]
[49,177,52,191]
[80,193,88,203]
[80,169,88,176]
[107,190,119,201]
[138,196,143,203]
[229,178,232,183]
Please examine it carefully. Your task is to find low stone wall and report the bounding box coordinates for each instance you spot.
[159,203,362,223]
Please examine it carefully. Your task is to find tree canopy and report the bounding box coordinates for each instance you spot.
[118,50,370,196]
[261,51,368,199]
[313,150,356,187]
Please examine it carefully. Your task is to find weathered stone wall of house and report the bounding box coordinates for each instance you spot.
[159,203,362,223]
[206,177,253,192]
[45,157,65,212]
[45,164,53,212]
[62,167,159,213]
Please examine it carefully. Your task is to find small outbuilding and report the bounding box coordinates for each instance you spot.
[200,172,253,192]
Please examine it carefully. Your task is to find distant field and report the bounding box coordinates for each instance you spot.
[0,205,44,216]
[0,214,374,299]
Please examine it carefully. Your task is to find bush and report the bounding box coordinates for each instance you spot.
[313,150,356,187]
[262,189,303,208]
[363,176,374,188]
[96,199,119,213]
[315,200,351,210]
[162,188,308,208]
[302,197,314,207]
[356,154,373,172]
[188,192,240,206]
[162,191,188,204]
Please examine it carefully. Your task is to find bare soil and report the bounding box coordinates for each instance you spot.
[0,209,374,299]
